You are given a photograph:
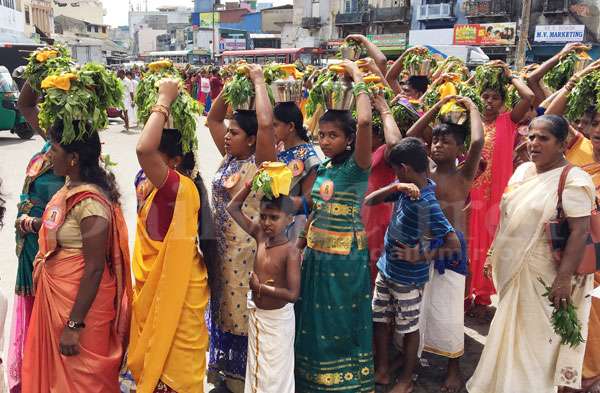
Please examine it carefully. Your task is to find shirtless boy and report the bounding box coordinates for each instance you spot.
[406,95,484,392]
[226,182,301,393]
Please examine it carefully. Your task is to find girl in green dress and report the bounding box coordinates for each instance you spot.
[295,60,374,392]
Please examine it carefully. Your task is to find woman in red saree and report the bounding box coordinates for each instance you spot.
[22,120,131,393]
[467,61,535,316]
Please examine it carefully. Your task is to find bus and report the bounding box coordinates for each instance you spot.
[141,49,211,65]
[220,48,325,66]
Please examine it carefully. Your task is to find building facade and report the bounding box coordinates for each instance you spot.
[129,6,192,56]
[53,0,105,25]
[261,4,293,33]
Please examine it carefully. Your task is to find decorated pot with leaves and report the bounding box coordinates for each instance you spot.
[270,79,303,103]
[323,79,355,111]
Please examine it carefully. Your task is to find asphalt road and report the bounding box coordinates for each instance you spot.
[0,119,490,392]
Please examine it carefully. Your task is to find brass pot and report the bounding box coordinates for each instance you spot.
[233,96,256,111]
[324,79,355,111]
[573,56,592,73]
[407,59,432,77]
[270,79,303,103]
[340,45,361,61]
[440,110,468,125]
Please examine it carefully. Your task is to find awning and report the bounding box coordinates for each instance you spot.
[528,43,599,61]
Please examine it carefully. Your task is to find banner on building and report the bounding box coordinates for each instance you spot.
[534,25,585,43]
[220,38,246,51]
[366,33,407,49]
[453,23,517,46]
[192,12,220,28]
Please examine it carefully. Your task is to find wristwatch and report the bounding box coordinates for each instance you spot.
[66,319,86,329]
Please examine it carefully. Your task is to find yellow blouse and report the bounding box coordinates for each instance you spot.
[56,198,109,248]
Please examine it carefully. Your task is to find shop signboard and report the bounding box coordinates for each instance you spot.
[192,12,220,28]
[220,38,246,50]
[453,23,517,46]
[366,33,407,49]
[534,25,585,43]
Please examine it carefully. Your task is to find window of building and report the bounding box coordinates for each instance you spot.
[87,25,92,32]
[102,26,106,33]
[94,26,99,32]
[25,5,30,24]
[2,0,15,9]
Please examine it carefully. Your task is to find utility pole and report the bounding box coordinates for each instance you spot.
[515,0,531,69]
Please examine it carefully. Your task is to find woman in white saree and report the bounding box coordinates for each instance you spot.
[467,115,595,393]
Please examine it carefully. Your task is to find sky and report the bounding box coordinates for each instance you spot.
[103,0,293,27]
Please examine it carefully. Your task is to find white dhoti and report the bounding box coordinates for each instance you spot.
[244,295,295,393]
[421,267,465,358]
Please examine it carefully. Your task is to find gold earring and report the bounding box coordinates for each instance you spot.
[70,159,76,167]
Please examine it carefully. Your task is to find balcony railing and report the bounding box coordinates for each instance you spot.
[335,11,370,25]
[543,0,569,14]
[417,3,454,20]
[372,7,409,22]
[464,0,512,17]
[301,17,321,30]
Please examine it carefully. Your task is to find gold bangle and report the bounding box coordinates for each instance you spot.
[486,248,494,257]
[151,104,170,122]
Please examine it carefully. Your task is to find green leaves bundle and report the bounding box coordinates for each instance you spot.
[565,71,600,121]
[38,64,124,144]
[251,171,273,199]
[474,64,510,97]
[403,48,436,76]
[538,277,585,348]
[391,101,420,132]
[222,72,254,110]
[24,45,73,94]
[305,71,338,118]
[337,40,367,59]
[263,63,288,84]
[544,52,580,91]
[135,66,201,153]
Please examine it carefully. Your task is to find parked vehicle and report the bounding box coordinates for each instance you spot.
[0,66,34,139]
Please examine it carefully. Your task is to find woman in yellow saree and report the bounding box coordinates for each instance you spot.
[127,79,217,393]
[467,115,595,393]
[22,120,131,393]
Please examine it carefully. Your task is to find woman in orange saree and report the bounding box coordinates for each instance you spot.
[21,120,131,393]
[467,61,535,316]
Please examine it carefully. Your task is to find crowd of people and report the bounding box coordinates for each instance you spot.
[0,35,598,393]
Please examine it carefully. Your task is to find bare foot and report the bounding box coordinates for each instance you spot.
[441,359,463,392]
[374,370,391,386]
[440,371,463,392]
[466,304,495,322]
[389,380,414,393]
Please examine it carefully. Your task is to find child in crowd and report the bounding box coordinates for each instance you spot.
[226,180,301,393]
[407,95,484,392]
[365,137,461,393]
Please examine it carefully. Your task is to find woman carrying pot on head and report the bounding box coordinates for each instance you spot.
[467,115,595,393]
[21,120,131,393]
[294,59,374,392]
[467,60,535,319]
[127,78,218,393]
[8,81,65,392]
[205,63,272,393]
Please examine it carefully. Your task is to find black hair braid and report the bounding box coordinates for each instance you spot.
[164,134,222,295]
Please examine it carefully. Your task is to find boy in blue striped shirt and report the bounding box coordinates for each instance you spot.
[365,137,461,393]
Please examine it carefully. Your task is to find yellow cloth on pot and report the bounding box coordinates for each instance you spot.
[439,82,465,115]
[260,162,293,198]
[41,73,77,91]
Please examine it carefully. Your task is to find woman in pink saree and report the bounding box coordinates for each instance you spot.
[467,61,535,316]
